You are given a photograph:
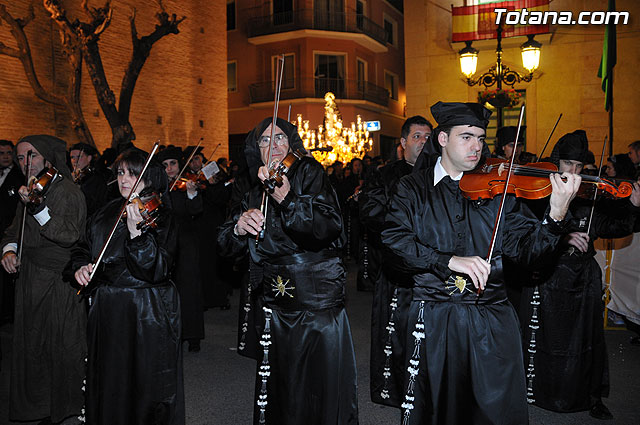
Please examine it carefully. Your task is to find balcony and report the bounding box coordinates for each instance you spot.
[249,78,389,108]
[247,10,388,52]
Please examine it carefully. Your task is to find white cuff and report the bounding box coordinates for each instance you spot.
[33,206,51,226]
[187,190,197,200]
[2,243,18,255]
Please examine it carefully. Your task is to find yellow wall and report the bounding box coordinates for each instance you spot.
[405,0,640,160]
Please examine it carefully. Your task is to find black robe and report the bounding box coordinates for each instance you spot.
[169,189,205,342]
[218,156,358,425]
[1,176,87,423]
[381,165,568,425]
[359,159,414,407]
[71,198,184,425]
[520,197,639,412]
[75,167,109,218]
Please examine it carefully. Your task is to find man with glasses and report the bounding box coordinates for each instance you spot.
[359,116,433,407]
[218,117,358,424]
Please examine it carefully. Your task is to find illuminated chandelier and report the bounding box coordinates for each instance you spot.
[294,92,372,166]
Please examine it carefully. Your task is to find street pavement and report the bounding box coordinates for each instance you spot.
[1,261,639,424]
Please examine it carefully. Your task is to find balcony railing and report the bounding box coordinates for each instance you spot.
[247,9,388,46]
[249,78,389,107]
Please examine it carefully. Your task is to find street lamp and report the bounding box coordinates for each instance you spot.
[458,23,541,127]
[458,24,541,89]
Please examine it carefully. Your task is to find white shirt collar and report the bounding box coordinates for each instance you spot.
[433,156,463,186]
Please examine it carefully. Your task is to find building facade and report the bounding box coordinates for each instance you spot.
[227,0,406,163]
[0,0,227,159]
[405,0,640,158]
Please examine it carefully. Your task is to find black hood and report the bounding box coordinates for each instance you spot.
[244,117,307,179]
[16,134,72,179]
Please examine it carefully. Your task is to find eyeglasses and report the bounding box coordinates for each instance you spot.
[258,133,288,148]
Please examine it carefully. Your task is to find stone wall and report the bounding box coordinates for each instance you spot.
[0,0,228,160]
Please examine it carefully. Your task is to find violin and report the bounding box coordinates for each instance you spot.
[26,166,59,205]
[122,191,163,231]
[459,158,633,201]
[171,172,207,192]
[262,149,305,192]
[72,166,92,183]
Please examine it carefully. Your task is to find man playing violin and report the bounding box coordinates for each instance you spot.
[0,135,87,425]
[519,130,640,420]
[380,102,582,425]
[69,142,108,217]
[159,146,206,352]
[218,117,358,425]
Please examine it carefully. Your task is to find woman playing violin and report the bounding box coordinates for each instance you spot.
[218,117,358,425]
[72,148,183,425]
[518,130,640,420]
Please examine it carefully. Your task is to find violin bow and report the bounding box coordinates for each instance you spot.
[79,141,160,295]
[585,135,608,236]
[536,113,562,162]
[257,54,285,242]
[16,150,34,268]
[199,143,222,175]
[480,104,526,296]
[71,145,85,182]
[170,138,203,191]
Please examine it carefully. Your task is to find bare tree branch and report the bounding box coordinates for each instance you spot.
[0,3,64,106]
[118,5,185,123]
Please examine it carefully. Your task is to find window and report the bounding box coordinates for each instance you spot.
[384,71,398,100]
[484,89,527,152]
[356,0,365,30]
[273,0,293,25]
[356,58,367,92]
[383,14,397,46]
[273,54,295,90]
[226,1,236,31]
[227,61,237,92]
[314,54,346,97]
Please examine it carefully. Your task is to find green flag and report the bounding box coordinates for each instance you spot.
[597,0,617,111]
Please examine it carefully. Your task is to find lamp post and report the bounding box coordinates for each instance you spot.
[459,23,541,128]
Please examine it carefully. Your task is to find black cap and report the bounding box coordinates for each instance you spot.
[69,142,99,157]
[157,146,183,163]
[183,145,204,160]
[496,126,526,147]
[430,101,492,130]
[551,130,589,164]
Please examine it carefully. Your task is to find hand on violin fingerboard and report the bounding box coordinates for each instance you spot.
[548,172,582,221]
[235,209,264,236]
[258,166,290,204]
[125,203,143,239]
[630,180,640,208]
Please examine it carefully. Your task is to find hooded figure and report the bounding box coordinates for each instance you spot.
[243,117,307,181]
[218,118,358,425]
[1,134,87,423]
[519,128,639,420]
[17,134,73,178]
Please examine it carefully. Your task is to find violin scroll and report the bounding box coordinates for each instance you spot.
[25,167,59,205]
[263,149,305,192]
[122,191,164,232]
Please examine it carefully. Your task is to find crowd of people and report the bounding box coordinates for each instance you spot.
[0,102,639,425]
